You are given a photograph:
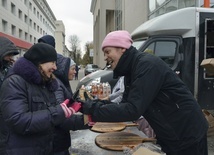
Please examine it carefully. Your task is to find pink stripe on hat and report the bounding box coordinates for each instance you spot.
[101,30,133,51]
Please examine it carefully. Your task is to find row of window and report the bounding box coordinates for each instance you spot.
[2,19,42,43]
[149,0,214,19]
[2,0,54,32]
[1,0,54,44]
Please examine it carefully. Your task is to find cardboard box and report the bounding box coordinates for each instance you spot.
[200,58,214,73]
[132,147,162,155]
[203,109,214,128]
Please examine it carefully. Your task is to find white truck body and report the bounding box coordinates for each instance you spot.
[131,7,214,109]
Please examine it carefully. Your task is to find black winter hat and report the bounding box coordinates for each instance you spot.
[38,35,55,48]
[24,43,57,66]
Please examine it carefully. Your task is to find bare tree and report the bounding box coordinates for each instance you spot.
[68,35,81,62]
[82,41,93,65]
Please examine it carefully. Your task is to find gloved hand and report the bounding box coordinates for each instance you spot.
[69,102,82,113]
[60,99,73,118]
[65,97,82,113]
[79,99,104,115]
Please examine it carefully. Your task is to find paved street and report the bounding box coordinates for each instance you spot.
[70,68,85,92]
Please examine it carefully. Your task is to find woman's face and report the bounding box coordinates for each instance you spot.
[68,65,76,80]
[40,61,57,78]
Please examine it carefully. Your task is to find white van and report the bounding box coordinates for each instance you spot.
[131,7,214,110]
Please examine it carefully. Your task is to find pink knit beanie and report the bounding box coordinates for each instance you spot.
[101,30,133,51]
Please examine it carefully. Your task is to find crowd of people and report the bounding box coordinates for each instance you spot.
[0,31,209,155]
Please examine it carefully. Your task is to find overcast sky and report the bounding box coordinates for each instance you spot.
[46,0,93,52]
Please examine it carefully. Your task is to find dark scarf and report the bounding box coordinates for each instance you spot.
[113,46,139,78]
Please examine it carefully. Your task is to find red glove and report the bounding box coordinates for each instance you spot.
[69,102,82,113]
[60,100,73,118]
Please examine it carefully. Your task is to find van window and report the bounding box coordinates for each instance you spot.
[144,41,176,67]
[132,40,146,50]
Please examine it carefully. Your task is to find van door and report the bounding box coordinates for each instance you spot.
[139,36,183,76]
[198,17,214,109]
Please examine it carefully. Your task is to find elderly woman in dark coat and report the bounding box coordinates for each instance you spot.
[53,54,89,155]
[0,43,76,155]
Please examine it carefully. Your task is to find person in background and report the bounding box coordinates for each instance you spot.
[75,64,79,80]
[53,55,89,155]
[0,36,19,87]
[80,30,208,155]
[38,35,89,155]
[0,43,80,155]
[100,76,125,104]
[38,34,56,48]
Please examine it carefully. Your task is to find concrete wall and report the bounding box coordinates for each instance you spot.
[90,0,148,68]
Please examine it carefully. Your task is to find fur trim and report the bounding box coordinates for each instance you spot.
[13,57,58,91]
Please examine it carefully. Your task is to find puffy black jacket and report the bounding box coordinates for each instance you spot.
[0,57,66,155]
[90,46,208,153]
[53,54,88,153]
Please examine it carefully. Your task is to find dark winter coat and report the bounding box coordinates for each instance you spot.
[0,37,19,87]
[0,57,66,155]
[53,54,88,153]
[89,46,208,153]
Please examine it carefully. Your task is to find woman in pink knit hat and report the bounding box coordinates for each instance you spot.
[79,30,208,155]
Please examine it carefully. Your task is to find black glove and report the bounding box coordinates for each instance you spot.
[79,99,104,115]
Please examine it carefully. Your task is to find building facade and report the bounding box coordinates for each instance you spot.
[0,0,67,57]
[90,0,214,68]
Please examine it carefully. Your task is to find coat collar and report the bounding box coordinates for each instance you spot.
[113,46,138,78]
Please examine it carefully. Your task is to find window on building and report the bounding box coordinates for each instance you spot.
[37,25,39,32]
[29,19,32,27]
[30,35,32,42]
[149,0,156,12]
[19,29,23,38]
[33,7,36,14]
[2,19,8,32]
[2,0,7,8]
[37,11,39,18]
[11,2,16,15]
[34,22,36,30]
[157,0,165,6]
[24,14,28,23]
[149,0,199,19]
[40,28,42,34]
[24,0,27,6]
[34,37,36,43]
[29,2,32,10]
[18,9,22,20]
[25,32,28,40]
[115,0,122,30]
[11,25,16,36]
